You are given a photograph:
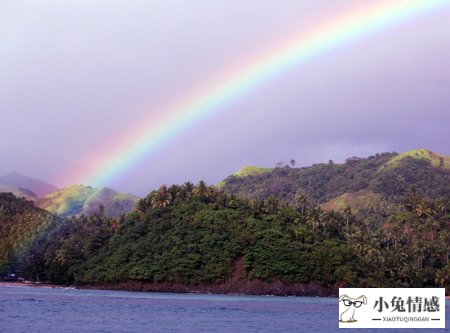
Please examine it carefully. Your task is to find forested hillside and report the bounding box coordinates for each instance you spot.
[220,150,450,211]
[0,193,59,277]
[2,179,449,295]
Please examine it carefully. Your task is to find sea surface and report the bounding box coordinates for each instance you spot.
[0,284,448,333]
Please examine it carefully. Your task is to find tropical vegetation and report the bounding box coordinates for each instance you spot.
[1,150,449,295]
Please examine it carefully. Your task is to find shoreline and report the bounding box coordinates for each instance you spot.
[0,281,74,289]
[83,280,337,297]
[0,280,335,297]
[1,281,449,300]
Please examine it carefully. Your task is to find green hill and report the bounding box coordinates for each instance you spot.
[219,149,450,212]
[233,166,273,177]
[1,149,449,294]
[386,148,450,169]
[321,190,381,213]
[36,185,139,217]
[10,181,450,294]
[216,166,272,188]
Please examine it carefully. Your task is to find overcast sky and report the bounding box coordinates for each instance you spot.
[1,1,449,196]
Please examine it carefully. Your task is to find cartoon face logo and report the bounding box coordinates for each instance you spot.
[339,294,367,323]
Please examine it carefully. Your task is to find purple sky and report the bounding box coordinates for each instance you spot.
[1,1,450,196]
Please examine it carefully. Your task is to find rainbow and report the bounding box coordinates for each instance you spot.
[69,0,449,188]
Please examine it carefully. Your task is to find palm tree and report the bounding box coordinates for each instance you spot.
[415,203,435,219]
[136,197,151,215]
[307,206,323,232]
[346,227,365,256]
[343,206,352,228]
[279,201,290,210]
[150,185,173,208]
[250,200,263,218]
[405,187,423,211]
[412,238,427,269]
[426,217,440,242]
[295,194,307,215]
[168,184,180,201]
[386,218,403,249]
[437,196,450,216]
[264,195,279,214]
[193,180,210,197]
[324,210,340,235]
[181,181,195,198]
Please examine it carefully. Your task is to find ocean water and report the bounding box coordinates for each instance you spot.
[0,285,448,333]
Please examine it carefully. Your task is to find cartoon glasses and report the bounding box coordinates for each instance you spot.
[342,300,363,308]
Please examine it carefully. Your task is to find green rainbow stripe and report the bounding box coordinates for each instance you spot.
[70,0,448,187]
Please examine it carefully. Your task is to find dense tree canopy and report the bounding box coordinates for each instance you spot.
[1,179,449,294]
[221,153,450,206]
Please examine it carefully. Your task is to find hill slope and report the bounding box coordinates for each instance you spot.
[387,148,450,169]
[217,166,272,188]
[0,193,59,276]
[36,185,139,217]
[219,149,450,210]
[0,172,58,196]
[12,182,450,294]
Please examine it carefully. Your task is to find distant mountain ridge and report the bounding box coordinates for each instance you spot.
[1,148,448,217]
[0,185,37,201]
[0,172,58,196]
[36,185,139,217]
[0,173,138,217]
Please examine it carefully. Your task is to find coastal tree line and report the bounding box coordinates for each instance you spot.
[1,181,449,294]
